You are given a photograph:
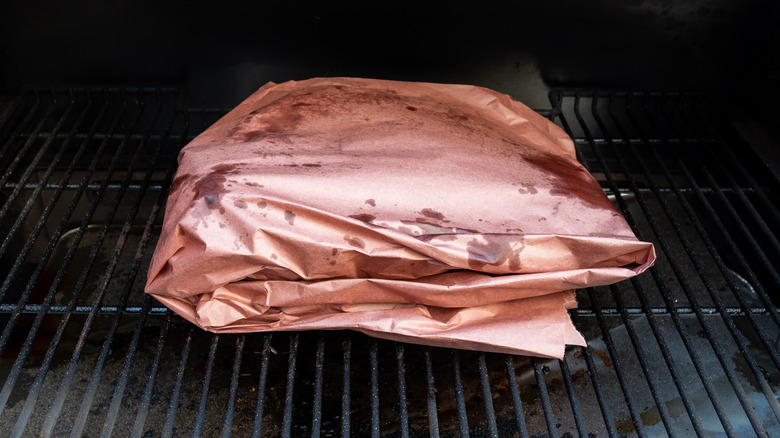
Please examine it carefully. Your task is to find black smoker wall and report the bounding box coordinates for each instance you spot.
[0,1,777,108]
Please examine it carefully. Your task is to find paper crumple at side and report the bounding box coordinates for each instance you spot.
[145,77,655,359]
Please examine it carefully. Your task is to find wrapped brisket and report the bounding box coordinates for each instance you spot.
[144,77,655,359]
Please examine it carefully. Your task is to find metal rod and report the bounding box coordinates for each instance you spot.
[341,334,352,438]
[532,358,559,438]
[559,357,588,437]
[250,335,273,438]
[395,344,410,438]
[38,97,173,436]
[0,91,73,226]
[96,294,153,438]
[220,336,246,438]
[503,356,529,438]
[369,338,381,438]
[311,333,325,438]
[192,335,220,438]
[452,351,470,438]
[580,92,744,436]
[424,348,440,438]
[281,333,300,438]
[0,91,85,263]
[0,90,52,189]
[1,92,150,425]
[584,287,646,437]
[577,345,618,438]
[477,353,498,437]
[162,328,194,438]
[130,311,174,438]
[599,92,769,436]
[0,91,129,309]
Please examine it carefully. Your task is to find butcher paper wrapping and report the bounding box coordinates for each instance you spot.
[145,77,655,359]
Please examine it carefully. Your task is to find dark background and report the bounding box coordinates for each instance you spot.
[1,1,778,108]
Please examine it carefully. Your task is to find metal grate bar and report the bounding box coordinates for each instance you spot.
[395,344,411,438]
[584,287,647,436]
[596,93,773,435]
[0,93,85,263]
[0,92,73,226]
[0,93,101,419]
[368,339,381,438]
[477,353,498,437]
[342,335,352,437]
[130,310,173,438]
[250,335,273,438]
[281,333,300,438]
[0,91,54,188]
[575,343,619,438]
[162,328,194,438]
[69,136,171,437]
[452,351,470,438]
[587,92,768,434]
[614,94,780,418]
[532,358,559,437]
[503,356,530,438]
[709,127,780,222]
[0,94,153,422]
[655,99,780,330]
[0,93,130,307]
[221,336,246,438]
[0,96,23,149]
[564,95,690,435]
[192,335,220,438]
[40,102,176,436]
[311,333,325,438]
[98,294,154,437]
[559,356,588,437]
[571,93,729,435]
[424,348,440,438]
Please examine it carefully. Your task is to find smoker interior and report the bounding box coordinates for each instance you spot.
[0,87,777,437]
[2,1,780,437]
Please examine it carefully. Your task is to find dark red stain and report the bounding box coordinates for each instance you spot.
[284,211,295,225]
[233,200,248,209]
[525,153,613,209]
[190,163,246,211]
[285,164,299,167]
[365,198,376,207]
[246,182,263,187]
[301,163,321,167]
[257,201,268,209]
[349,213,376,223]
[170,173,191,193]
[271,254,278,260]
[505,228,523,232]
[406,105,418,111]
[571,368,588,381]
[343,235,365,249]
[420,208,446,221]
[331,248,338,256]
[593,349,612,367]
[329,260,337,266]
[219,223,226,228]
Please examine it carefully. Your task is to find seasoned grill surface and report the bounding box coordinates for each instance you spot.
[0,88,778,437]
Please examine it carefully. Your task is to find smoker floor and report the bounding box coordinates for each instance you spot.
[0,88,778,437]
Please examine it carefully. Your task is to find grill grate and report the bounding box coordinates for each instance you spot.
[0,88,778,437]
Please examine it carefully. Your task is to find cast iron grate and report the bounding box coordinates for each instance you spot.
[0,88,778,437]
